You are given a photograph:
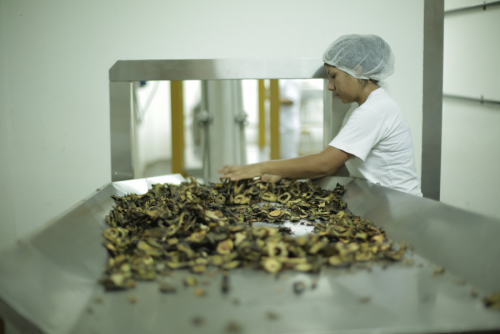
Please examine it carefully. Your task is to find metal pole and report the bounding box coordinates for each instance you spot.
[258,80,266,148]
[269,79,280,160]
[110,82,134,181]
[200,81,211,183]
[421,0,444,200]
[170,81,186,177]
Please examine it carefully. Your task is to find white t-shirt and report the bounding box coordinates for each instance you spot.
[279,80,301,133]
[329,88,422,196]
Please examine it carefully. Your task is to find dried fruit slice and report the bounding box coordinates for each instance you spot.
[269,209,282,217]
[217,239,234,255]
[263,258,282,274]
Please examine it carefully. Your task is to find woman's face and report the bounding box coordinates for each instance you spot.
[325,65,361,104]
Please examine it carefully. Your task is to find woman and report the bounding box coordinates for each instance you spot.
[219,34,422,197]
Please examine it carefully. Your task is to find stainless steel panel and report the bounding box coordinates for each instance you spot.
[315,176,500,293]
[109,59,327,183]
[322,80,353,177]
[421,0,444,200]
[110,82,134,181]
[109,58,327,82]
[0,174,184,334]
[1,175,500,334]
[204,80,247,183]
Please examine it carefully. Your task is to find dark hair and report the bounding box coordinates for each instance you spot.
[358,78,379,87]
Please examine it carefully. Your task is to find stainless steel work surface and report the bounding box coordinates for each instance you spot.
[1,175,500,334]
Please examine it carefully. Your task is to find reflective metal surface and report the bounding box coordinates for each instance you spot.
[0,174,185,334]
[109,58,327,82]
[322,80,353,177]
[110,82,134,182]
[315,177,500,293]
[109,59,327,183]
[421,0,444,200]
[1,175,500,334]
[202,80,247,183]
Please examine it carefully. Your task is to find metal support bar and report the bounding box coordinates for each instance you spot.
[269,80,280,160]
[170,81,186,177]
[323,79,352,177]
[109,59,325,82]
[200,81,211,182]
[421,0,444,201]
[258,80,266,148]
[109,59,326,181]
[110,82,134,181]
[443,93,500,105]
[445,0,500,14]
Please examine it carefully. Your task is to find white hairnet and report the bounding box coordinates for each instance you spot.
[323,34,395,81]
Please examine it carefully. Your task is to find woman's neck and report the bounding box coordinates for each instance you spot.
[356,83,380,106]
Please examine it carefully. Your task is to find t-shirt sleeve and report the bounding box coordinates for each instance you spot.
[329,108,386,161]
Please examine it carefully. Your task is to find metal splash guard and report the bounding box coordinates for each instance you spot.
[0,175,499,334]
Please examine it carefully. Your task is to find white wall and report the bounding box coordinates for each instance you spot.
[441,0,500,219]
[0,0,425,250]
[134,81,172,178]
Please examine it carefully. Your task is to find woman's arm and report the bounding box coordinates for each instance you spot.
[219,146,352,181]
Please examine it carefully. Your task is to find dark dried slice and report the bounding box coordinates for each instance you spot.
[222,273,230,294]
[192,315,204,326]
[266,311,279,320]
[159,282,176,293]
[226,321,242,333]
[215,194,227,204]
[234,194,250,204]
[359,297,371,304]
[247,187,260,196]
[433,267,445,276]
[278,192,291,204]
[261,192,277,202]
[293,281,306,294]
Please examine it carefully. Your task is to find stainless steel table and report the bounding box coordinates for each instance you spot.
[1,175,499,334]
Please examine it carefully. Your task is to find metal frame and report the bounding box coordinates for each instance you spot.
[109,46,446,194]
[445,0,500,14]
[421,0,445,201]
[109,59,327,182]
[443,93,500,106]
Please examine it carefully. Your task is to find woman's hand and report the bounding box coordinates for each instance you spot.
[249,174,282,184]
[218,146,352,181]
[260,174,282,183]
[218,163,263,181]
